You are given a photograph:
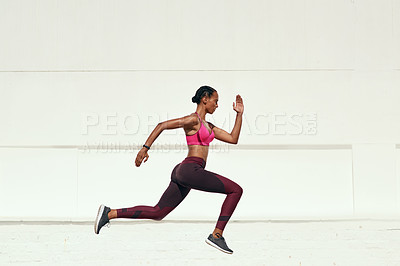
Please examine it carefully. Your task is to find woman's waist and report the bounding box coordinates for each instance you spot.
[181,156,206,168]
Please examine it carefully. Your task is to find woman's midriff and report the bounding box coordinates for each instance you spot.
[180,156,206,168]
[186,145,209,162]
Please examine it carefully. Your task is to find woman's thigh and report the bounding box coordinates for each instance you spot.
[174,163,236,194]
[156,180,191,209]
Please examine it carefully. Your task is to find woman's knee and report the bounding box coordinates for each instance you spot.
[152,206,173,221]
[153,214,165,221]
[236,184,243,197]
[228,182,243,197]
[224,178,243,197]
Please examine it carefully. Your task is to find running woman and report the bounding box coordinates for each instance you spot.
[94,86,244,254]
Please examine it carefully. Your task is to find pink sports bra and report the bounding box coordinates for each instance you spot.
[186,112,215,146]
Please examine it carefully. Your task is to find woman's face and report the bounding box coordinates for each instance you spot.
[205,91,219,114]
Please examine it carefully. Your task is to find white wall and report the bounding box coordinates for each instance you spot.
[0,0,399,220]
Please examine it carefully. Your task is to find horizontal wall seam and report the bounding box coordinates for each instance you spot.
[0,69,356,73]
[1,218,399,225]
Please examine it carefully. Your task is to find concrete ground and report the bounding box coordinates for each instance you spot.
[1,219,400,266]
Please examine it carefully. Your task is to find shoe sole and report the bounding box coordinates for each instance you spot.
[205,238,233,254]
[94,204,105,234]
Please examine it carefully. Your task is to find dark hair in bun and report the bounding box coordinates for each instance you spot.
[192,85,216,104]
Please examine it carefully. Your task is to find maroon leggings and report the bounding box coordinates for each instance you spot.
[116,156,243,230]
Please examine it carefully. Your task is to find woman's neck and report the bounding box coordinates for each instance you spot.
[195,109,206,120]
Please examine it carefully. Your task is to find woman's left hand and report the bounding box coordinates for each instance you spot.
[233,94,244,114]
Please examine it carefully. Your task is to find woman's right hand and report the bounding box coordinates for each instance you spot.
[135,147,149,167]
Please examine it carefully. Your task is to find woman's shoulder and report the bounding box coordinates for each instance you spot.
[187,112,199,120]
[182,112,200,128]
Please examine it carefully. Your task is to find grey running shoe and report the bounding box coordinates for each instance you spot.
[94,204,111,234]
[205,234,233,254]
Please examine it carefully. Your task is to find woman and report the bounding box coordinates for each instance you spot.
[94,85,244,254]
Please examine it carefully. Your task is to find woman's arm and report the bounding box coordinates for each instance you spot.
[213,95,244,144]
[212,113,243,144]
[143,114,198,147]
[135,114,198,167]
